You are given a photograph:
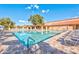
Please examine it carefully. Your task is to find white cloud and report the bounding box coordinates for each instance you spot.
[72,16,79,18]
[19,20,26,23]
[41,10,46,13]
[41,9,50,13]
[25,4,39,10]
[27,7,31,9]
[25,6,31,10]
[34,4,39,9]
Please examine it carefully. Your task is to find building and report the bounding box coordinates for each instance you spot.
[16,18,79,31]
[45,18,79,30]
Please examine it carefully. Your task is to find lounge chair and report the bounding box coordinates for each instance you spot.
[59,36,79,46]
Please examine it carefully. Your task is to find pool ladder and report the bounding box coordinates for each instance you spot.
[27,37,35,48]
[26,37,38,54]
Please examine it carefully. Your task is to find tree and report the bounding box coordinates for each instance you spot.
[28,14,44,25]
[0,17,15,30]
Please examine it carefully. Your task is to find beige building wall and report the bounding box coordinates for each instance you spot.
[48,25,74,30]
[67,26,74,30]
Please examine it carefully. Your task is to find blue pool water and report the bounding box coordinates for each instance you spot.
[13,31,63,47]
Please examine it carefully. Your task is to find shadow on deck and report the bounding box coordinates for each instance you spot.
[2,40,21,45]
[2,40,66,54]
[38,42,66,54]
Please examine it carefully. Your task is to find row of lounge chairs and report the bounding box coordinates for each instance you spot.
[58,30,79,46]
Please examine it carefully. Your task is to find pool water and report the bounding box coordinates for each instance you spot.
[13,31,62,47]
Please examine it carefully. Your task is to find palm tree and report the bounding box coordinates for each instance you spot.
[28,14,44,25]
[0,17,15,30]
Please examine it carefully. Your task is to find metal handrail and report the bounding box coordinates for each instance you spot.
[26,36,37,54]
[27,37,35,48]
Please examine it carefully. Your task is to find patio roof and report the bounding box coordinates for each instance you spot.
[45,18,79,26]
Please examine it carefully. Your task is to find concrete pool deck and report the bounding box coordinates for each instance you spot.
[46,30,79,54]
[0,30,79,54]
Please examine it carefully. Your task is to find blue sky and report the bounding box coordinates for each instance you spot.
[0,4,79,25]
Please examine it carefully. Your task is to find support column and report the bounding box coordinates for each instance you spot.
[23,26,24,30]
[35,26,36,31]
[67,26,68,30]
[73,25,76,30]
[41,26,43,34]
[15,26,17,31]
[27,27,29,31]
[46,26,48,32]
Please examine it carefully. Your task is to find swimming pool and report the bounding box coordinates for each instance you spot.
[13,31,63,47]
